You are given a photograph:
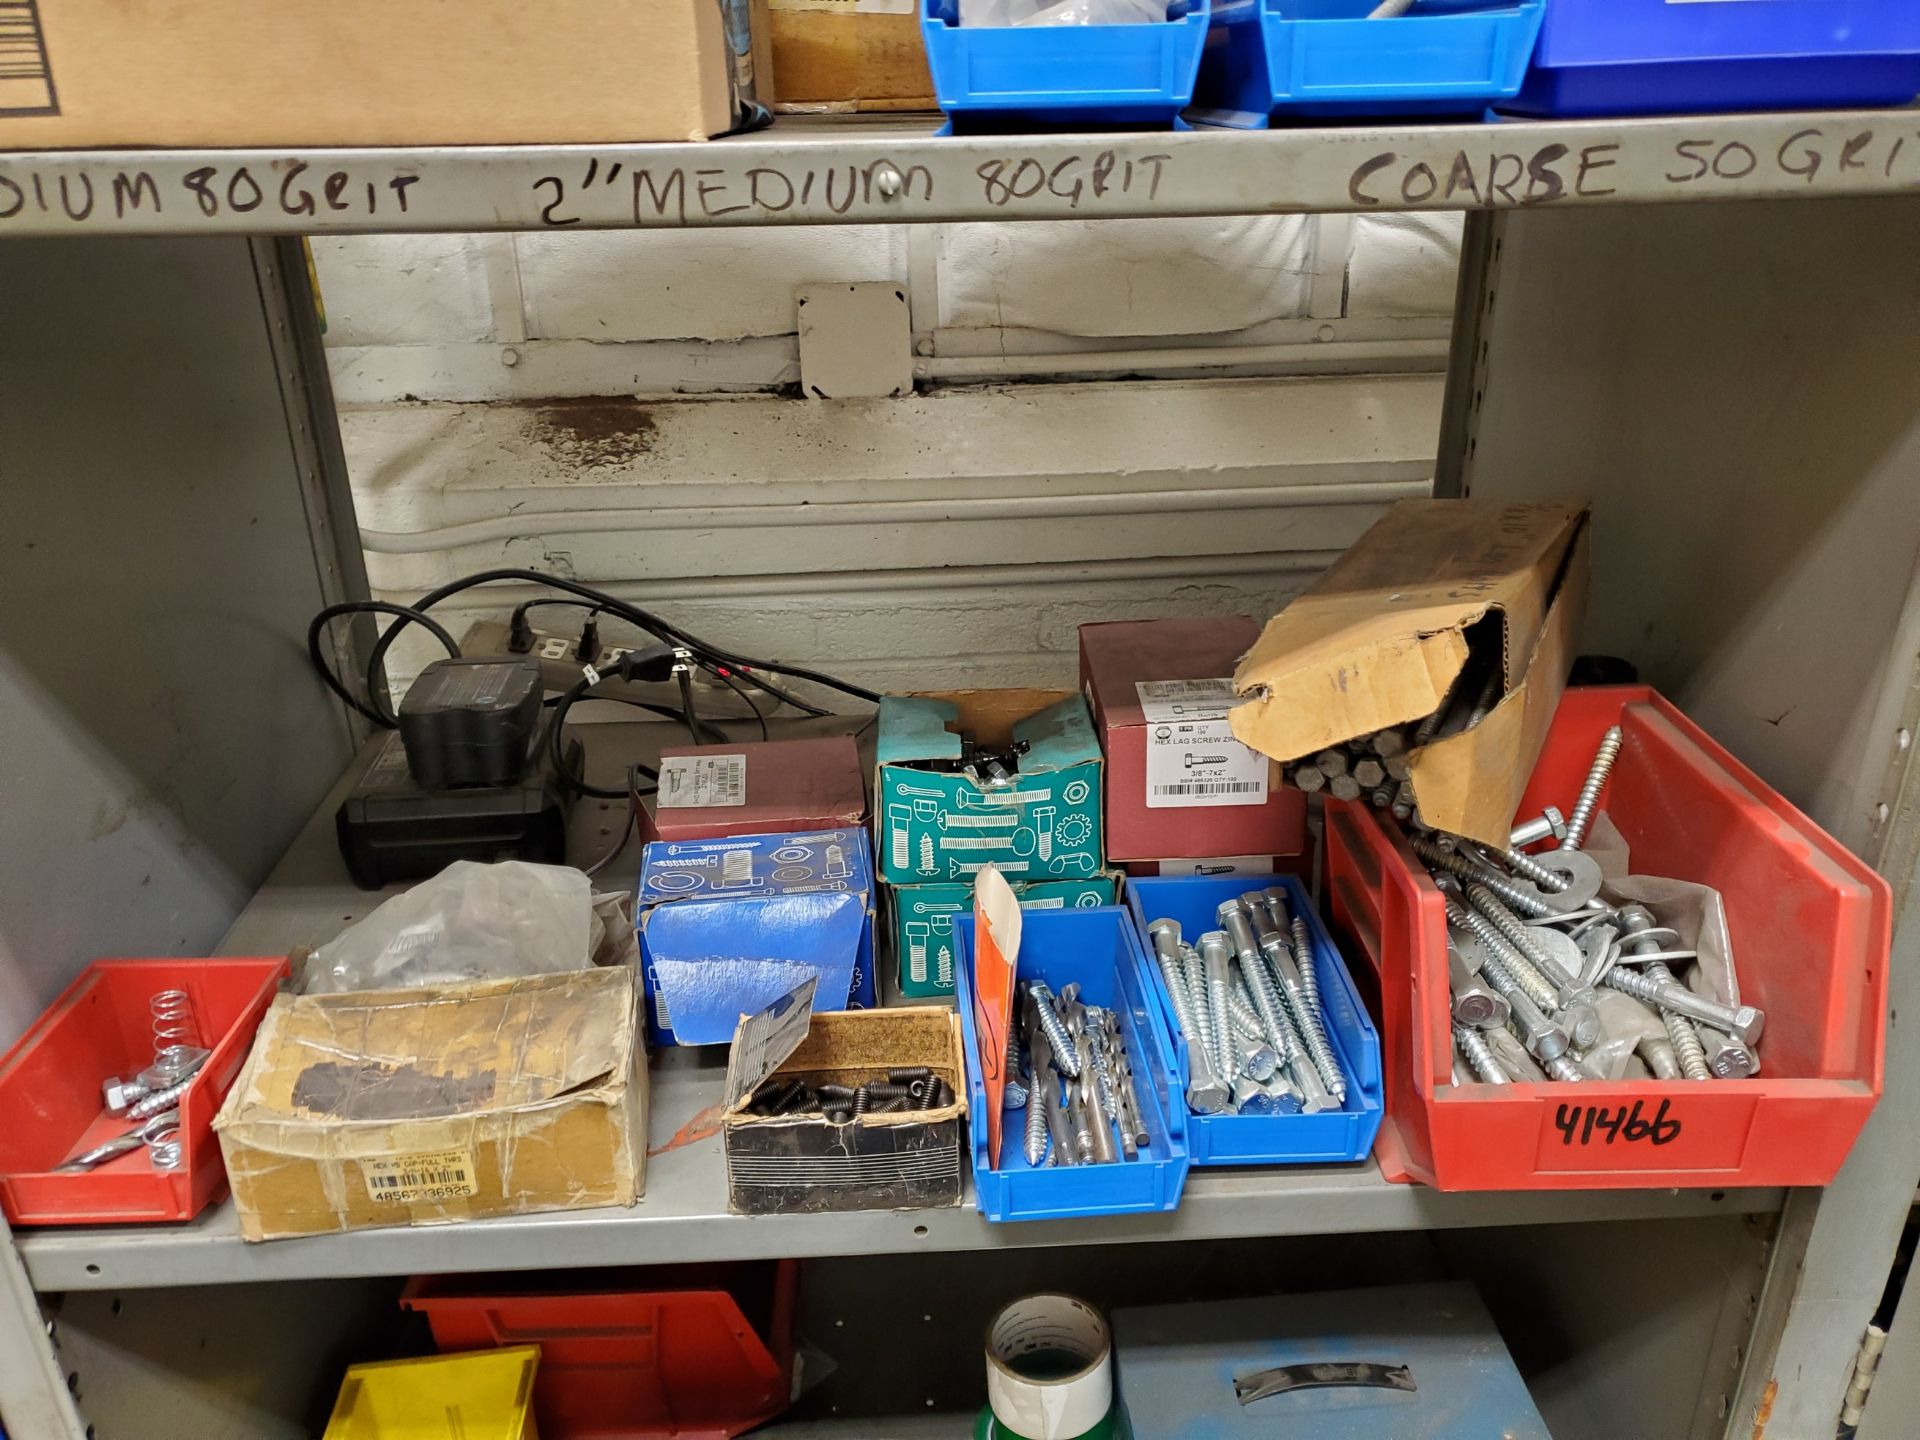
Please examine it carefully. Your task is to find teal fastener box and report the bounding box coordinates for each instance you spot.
[875,689,1104,888]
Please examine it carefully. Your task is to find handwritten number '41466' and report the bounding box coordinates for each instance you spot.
[1552,1098,1682,1147]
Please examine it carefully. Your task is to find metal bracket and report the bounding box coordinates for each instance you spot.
[797,282,912,400]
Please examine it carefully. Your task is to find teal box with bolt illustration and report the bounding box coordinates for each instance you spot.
[875,689,1105,889]
[887,874,1120,998]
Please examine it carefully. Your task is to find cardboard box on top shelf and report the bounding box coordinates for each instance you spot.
[886,873,1118,999]
[1229,500,1590,849]
[635,828,877,1048]
[1079,616,1308,864]
[874,690,1104,888]
[722,978,965,1214]
[0,0,751,149]
[752,0,935,112]
[213,967,644,1243]
[642,735,867,845]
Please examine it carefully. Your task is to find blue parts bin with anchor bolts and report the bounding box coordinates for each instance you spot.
[1127,873,1382,1166]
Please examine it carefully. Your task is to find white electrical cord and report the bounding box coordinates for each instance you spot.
[1369,0,1416,15]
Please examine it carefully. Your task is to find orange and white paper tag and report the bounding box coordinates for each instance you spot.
[971,865,1023,1169]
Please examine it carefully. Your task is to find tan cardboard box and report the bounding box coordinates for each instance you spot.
[0,0,743,149]
[1229,500,1590,847]
[755,0,934,112]
[214,967,644,1242]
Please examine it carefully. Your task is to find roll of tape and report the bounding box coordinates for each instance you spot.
[985,1294,1113,1440]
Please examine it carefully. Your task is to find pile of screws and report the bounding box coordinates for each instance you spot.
[1145,890,1348,1118]
[747,1067,954,1123]
[1431,725,1764,1085]
[1013,979,1150,1167]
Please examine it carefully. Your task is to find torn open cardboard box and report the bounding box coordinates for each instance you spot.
[1229,501,1590,848]
[214,967,644,1242]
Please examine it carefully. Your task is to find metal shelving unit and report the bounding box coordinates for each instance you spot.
[2,107,1918,1440]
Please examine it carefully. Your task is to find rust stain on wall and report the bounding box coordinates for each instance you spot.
[1748,1378,1777,1439]
[519,396,659,468]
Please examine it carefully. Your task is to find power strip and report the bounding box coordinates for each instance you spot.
[458,618,775,707]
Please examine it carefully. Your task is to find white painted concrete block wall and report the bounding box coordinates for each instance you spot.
[315,217,1456,701]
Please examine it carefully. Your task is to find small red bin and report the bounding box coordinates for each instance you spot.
[1326,686,1889,1192]
[403,1262,797,1439]
[0,957,287,1225]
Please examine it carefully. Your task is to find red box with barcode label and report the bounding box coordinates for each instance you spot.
[1325,686,1889,1191]
[1079,618,1306,863]
[640,735,866,845]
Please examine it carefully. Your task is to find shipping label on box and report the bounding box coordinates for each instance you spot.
[887,874,1119,998]
[635,829,876,1047]
[875,691,1104,887]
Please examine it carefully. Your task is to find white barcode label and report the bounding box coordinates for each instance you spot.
[1135,677,1238,724]
[362,1148,477,1205]
[1146,718,1268,810]
[659,753,748,808]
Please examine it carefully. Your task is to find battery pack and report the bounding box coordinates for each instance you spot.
[335,729,581,890]
[398,656,544,790]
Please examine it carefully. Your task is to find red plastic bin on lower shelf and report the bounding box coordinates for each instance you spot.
[402,1262,798,1439]
[0,956,287,1225]
[1325,685,1889,1192]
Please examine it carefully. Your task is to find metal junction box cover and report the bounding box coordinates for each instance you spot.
[635,828,877,1047]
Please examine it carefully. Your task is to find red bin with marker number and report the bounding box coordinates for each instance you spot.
[1324,686,1888,1192]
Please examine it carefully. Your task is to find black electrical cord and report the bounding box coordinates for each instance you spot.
[706,664,770,741]
[308,601,461,726]
[544,691,730,744]
[356,568,879,713]
[675,665,701,745]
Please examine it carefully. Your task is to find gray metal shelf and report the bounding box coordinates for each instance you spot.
[0,108,1914,236]
[13,723,1783,1293]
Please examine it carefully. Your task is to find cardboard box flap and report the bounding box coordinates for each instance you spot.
[1405,529,1589,846]
[1230,502,1586,763]
[212,967,636,1159]
[724,977,819,1113]
[879,690,1090,769]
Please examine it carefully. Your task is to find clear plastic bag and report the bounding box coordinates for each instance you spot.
[959,0,1166,27]
[302,861,596,994]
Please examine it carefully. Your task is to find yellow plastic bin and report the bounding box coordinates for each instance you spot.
[324,1346,540,1440]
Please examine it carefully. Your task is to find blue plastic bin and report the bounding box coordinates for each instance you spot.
[1510,0,1920,117]
[954,907,1191,1222]
[1190,0,1543,127]
[1125,874,1383,1167]
[921,0,1210,132]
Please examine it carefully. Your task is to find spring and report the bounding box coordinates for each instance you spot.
[147,1127,184,1171]
[150,989,200,1057]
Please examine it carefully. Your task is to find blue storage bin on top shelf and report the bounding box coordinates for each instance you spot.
[1508,0,1920,117]
[1126,874,1382,1166]
[921,0,1209,133]
[954,907,1190,1222]
[1189,0,1543,127]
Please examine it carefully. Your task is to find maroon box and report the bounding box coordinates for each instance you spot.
[640,735,867,844]
[1079,618,1307,863]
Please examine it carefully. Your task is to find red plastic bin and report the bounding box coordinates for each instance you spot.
[402,1261,797,1439]
[1326,686,1889,1192]
[0,957,287,1225]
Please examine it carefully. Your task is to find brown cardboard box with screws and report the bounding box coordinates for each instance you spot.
[213,968,645,1242]
[723,981,965,1215]
[1228,500,1590,848]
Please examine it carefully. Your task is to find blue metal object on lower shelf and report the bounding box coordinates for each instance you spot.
[1190,0,1543,127]
[1510,0,1920,117]
[1126,874,1383,1167]
[921,0,1210,133]
[954,907,1191,1222]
